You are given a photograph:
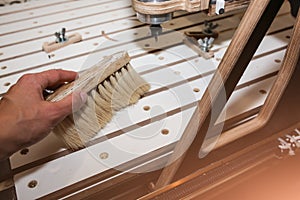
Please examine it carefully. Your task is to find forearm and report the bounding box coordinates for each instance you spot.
[0,113,21,160]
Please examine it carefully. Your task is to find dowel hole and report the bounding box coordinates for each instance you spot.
[28,180,38,188]
[274,59,281,63]
[20,148,29,155]
[4,82,10,86]
[48,54,55,59]
[143,105,151,111]
[144,44,150,47]
[193,88,200,93]
[161,129,169,135]
[99,152,109,159]
[259,89,267,95]
[1,66,7,70]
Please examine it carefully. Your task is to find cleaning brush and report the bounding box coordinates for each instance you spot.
[46,51,150,150]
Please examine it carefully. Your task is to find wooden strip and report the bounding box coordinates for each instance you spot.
[0,9,236,55]
[1,5,290,60]
[0,14,242,78]
[0,11,290,83]
[0,0,117,25]
[0,158,15,199]
[0,6,290,64]
[0,9,134,49]
[0,0,71,15]
[0,1,129,37]
[0,17,291,86]
[0,10,198,49]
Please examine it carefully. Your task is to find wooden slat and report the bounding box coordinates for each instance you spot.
[0,0,115,25]
[0,14,293,94]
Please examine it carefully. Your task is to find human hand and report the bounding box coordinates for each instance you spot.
[0,69,87,160]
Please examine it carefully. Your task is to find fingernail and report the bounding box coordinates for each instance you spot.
[80,91,88,103]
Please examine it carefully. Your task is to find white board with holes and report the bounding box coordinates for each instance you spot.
[0,0,295,199]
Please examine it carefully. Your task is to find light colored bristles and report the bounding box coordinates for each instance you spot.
[116,69,141,103]
[54,63,150,150]
[127,64,151,95]
[54,116,85,149]
[98,82,113,102]
[91,90,113,127]
[109,75,130,110]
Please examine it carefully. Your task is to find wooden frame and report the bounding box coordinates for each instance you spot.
[153,0,300,189]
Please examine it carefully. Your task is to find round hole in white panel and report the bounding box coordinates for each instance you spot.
[161,129,169,135]
[259,89,267,95]
[143,105,151,111]
[20,148,29,155]
[193,88,200,93]
[274,59,281,63]
[27,180,38,188]
[99,152,109,159]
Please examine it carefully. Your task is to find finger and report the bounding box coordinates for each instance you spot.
[35,69,78,89]
[47,91,87,122]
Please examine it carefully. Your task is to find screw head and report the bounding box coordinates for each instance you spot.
[218,8,225,14]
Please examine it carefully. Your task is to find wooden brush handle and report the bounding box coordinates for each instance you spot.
[46,51,130,102]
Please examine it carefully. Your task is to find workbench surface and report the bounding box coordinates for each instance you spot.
[0,0,295,199]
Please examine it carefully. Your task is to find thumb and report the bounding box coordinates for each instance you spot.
[51,91,88,118]
[72,91,88,112]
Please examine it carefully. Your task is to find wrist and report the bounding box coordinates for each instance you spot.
[0,110,22,160]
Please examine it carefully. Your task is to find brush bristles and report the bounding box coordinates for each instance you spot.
[53,64,150,150]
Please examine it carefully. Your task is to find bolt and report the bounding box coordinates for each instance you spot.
[54,32,61,43]
[61,28,67,42]
[198,37,214,52]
